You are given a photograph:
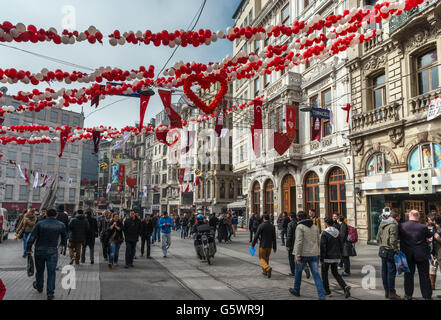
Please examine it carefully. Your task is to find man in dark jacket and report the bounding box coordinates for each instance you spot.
[251,215,277,278]
[209,213,218,237]
[56,204,69,234]
[123,209,142,268]
[338,216,355,276]
[398,210,433,300]
[249,213,261,243]
[26,208,67,300]
[68,210,89,265]
[98,210,112,261]
[320,217,350,298]
[286,213,297,276]
[151,212,160,244]
[332,213,340,230]
[281,212,290,246]
[180,213,189,239]
[140,214,153,258]
[81,211,98,264]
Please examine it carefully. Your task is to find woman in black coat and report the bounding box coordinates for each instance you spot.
[338,216,356,276]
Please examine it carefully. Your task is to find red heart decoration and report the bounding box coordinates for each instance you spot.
[126,177,137,189]
[273,132,292,155]
[183,73,228,115]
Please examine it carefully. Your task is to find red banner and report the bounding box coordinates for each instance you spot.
[139,94,151,130]
[178,168,187,185]
[286,105,296,142]
[251,126,261,156]
[253,100,263,129]
[118,165,125,183]
[312,117,321,142]
[158,89,183,128]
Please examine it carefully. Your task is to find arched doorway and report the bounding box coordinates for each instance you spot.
[327,167,347,217]
[282,174,296,213]
[304,171,320,215]
[252,181,261,215]
[264,179,274,215]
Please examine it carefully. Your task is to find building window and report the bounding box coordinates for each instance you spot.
[367,153,393,175]
[281,4,290,25]
[264,180,274,215]
[62,114,70,125]
[5,185,13,200]
[6,167,15,177]
[372,73,386,108]
[162,174,167,184]
[220,180,225,199]
[207,180,211,199]
[409,143,441,171]
[252,181,260,215]
[254,77,261,97]
[254,40,261,55]
[60,158,67,167]
[33,187,41,201]
[71,159,78,168]
[58,188,65,201]
[47,156,55,166]
[21,153,30,164]
[9,118,19,126]
[416,48,438,95]
[51,111,59,123]
[71,144,79,153]
[328,167,347,217]
[264,73,270,88]
[37,110,46,121]
[8,151,17,161]
[19,185,27,201]
[73,116,80,127]
[304,172,320,215]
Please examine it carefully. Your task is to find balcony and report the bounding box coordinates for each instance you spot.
[389,0,437,33]
[351,102,401,134]
[264,71,302,100]
[363,33,384,53]
[409,87,441,115]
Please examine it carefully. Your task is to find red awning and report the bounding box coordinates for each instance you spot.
[2,203,27,210]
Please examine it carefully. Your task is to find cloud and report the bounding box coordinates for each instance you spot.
[1,0,241,129]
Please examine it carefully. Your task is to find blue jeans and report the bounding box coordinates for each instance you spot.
[381,257,397,294]
[125,241,137,266]
[161,233,171,256]
[23,232,32,255]
[181,226,188,239]
[108,242,121,264]
[293,256,326,300]
[34,247,58,296]
[152,227,161,243]
[281,229,287,246]
[227,226,233,240]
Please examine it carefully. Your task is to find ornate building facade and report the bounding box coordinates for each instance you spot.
[347,0,441,242]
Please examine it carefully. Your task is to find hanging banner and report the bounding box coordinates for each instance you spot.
[118,165,125,183]
[427,97,441,121]
[178,168,188,185]
[312,117,322,142]
[111,131,131,151]
[139,94,151,130]
[106,183,112,194]
[311,107,330,120]
[143,186,147,197]
[112,164,119,183]
[253,100,263,129]
[181,130,195,154]
[33,172,39,189]
[158,89,183,128]
[286,105,296,142]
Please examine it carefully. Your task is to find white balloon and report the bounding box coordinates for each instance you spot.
[216,30,225,38]
[109,38,118,46]
[61,35,69,44]
[118,37,126,45]
[135,30,143,38]
[16,23,26,33]
[69,36,75,44]
[169,40,176,48]
[88,26,97,34]
[226,27,234,35]
[10,28,19,38]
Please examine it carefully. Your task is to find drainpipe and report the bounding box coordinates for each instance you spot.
[347,64,357,230]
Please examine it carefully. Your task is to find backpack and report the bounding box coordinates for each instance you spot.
[347,225,358,243]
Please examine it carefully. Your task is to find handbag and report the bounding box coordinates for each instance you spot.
[379,246,395,261]
[27,254,35,277]
[394,252,410,275]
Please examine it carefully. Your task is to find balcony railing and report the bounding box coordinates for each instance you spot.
[409,87,441,115]
[389,0,437,32]
[363,33,384,53]
[352,102,401,132]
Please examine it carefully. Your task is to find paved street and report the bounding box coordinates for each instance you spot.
[1,230,440,300]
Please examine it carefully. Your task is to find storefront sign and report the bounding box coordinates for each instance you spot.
[427,97,441,121]
[408,169,433,194]
[311,107,330,120]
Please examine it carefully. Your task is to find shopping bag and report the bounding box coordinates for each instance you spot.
[394,252,410,275]
[27,254,35,277]
[250,247,256,257]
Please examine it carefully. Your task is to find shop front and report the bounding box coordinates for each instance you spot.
[227,199,247,228]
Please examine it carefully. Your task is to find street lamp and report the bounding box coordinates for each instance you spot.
[140,87,155,97]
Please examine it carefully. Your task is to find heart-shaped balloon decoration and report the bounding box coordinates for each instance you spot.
[273,132,292,155]
[183,73,228,115]
[126,177,137,189]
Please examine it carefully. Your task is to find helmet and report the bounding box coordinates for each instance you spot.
[196,215,204,221]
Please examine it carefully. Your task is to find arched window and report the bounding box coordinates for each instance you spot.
[409,143,441,171]
[264,180,274,215]
[328,167,347,217]
[366,153,393,176]
[207,180,211,199]
[252,181,261,215]
[220,180,225,199]
[304,172,320,215]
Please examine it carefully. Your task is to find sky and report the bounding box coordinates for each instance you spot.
[1,0,241,129]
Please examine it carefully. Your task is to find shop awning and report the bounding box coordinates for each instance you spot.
[227,200,246,209]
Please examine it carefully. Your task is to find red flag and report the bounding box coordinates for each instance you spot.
[342,103,351,123]
[24,168,29,184]
[158,89,182,128]
[91,95,100,108]
[178,168,187,185]
[92,130,101,154]
[58,126,71,158]
[194,177,200,187]
[286,105,296,142]
[184,183,190,193]
[182,130,195,154]
[253,100,263,129]
[118,165,125,183]
[139,94,151,130]
[312,117,321,142]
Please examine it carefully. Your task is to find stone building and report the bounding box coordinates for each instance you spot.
[0,91,84,213]
[347,0,441,242]
[79,140,98,210]
[232,0,354,229]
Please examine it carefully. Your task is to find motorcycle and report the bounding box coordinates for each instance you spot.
[193,223,216,265]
